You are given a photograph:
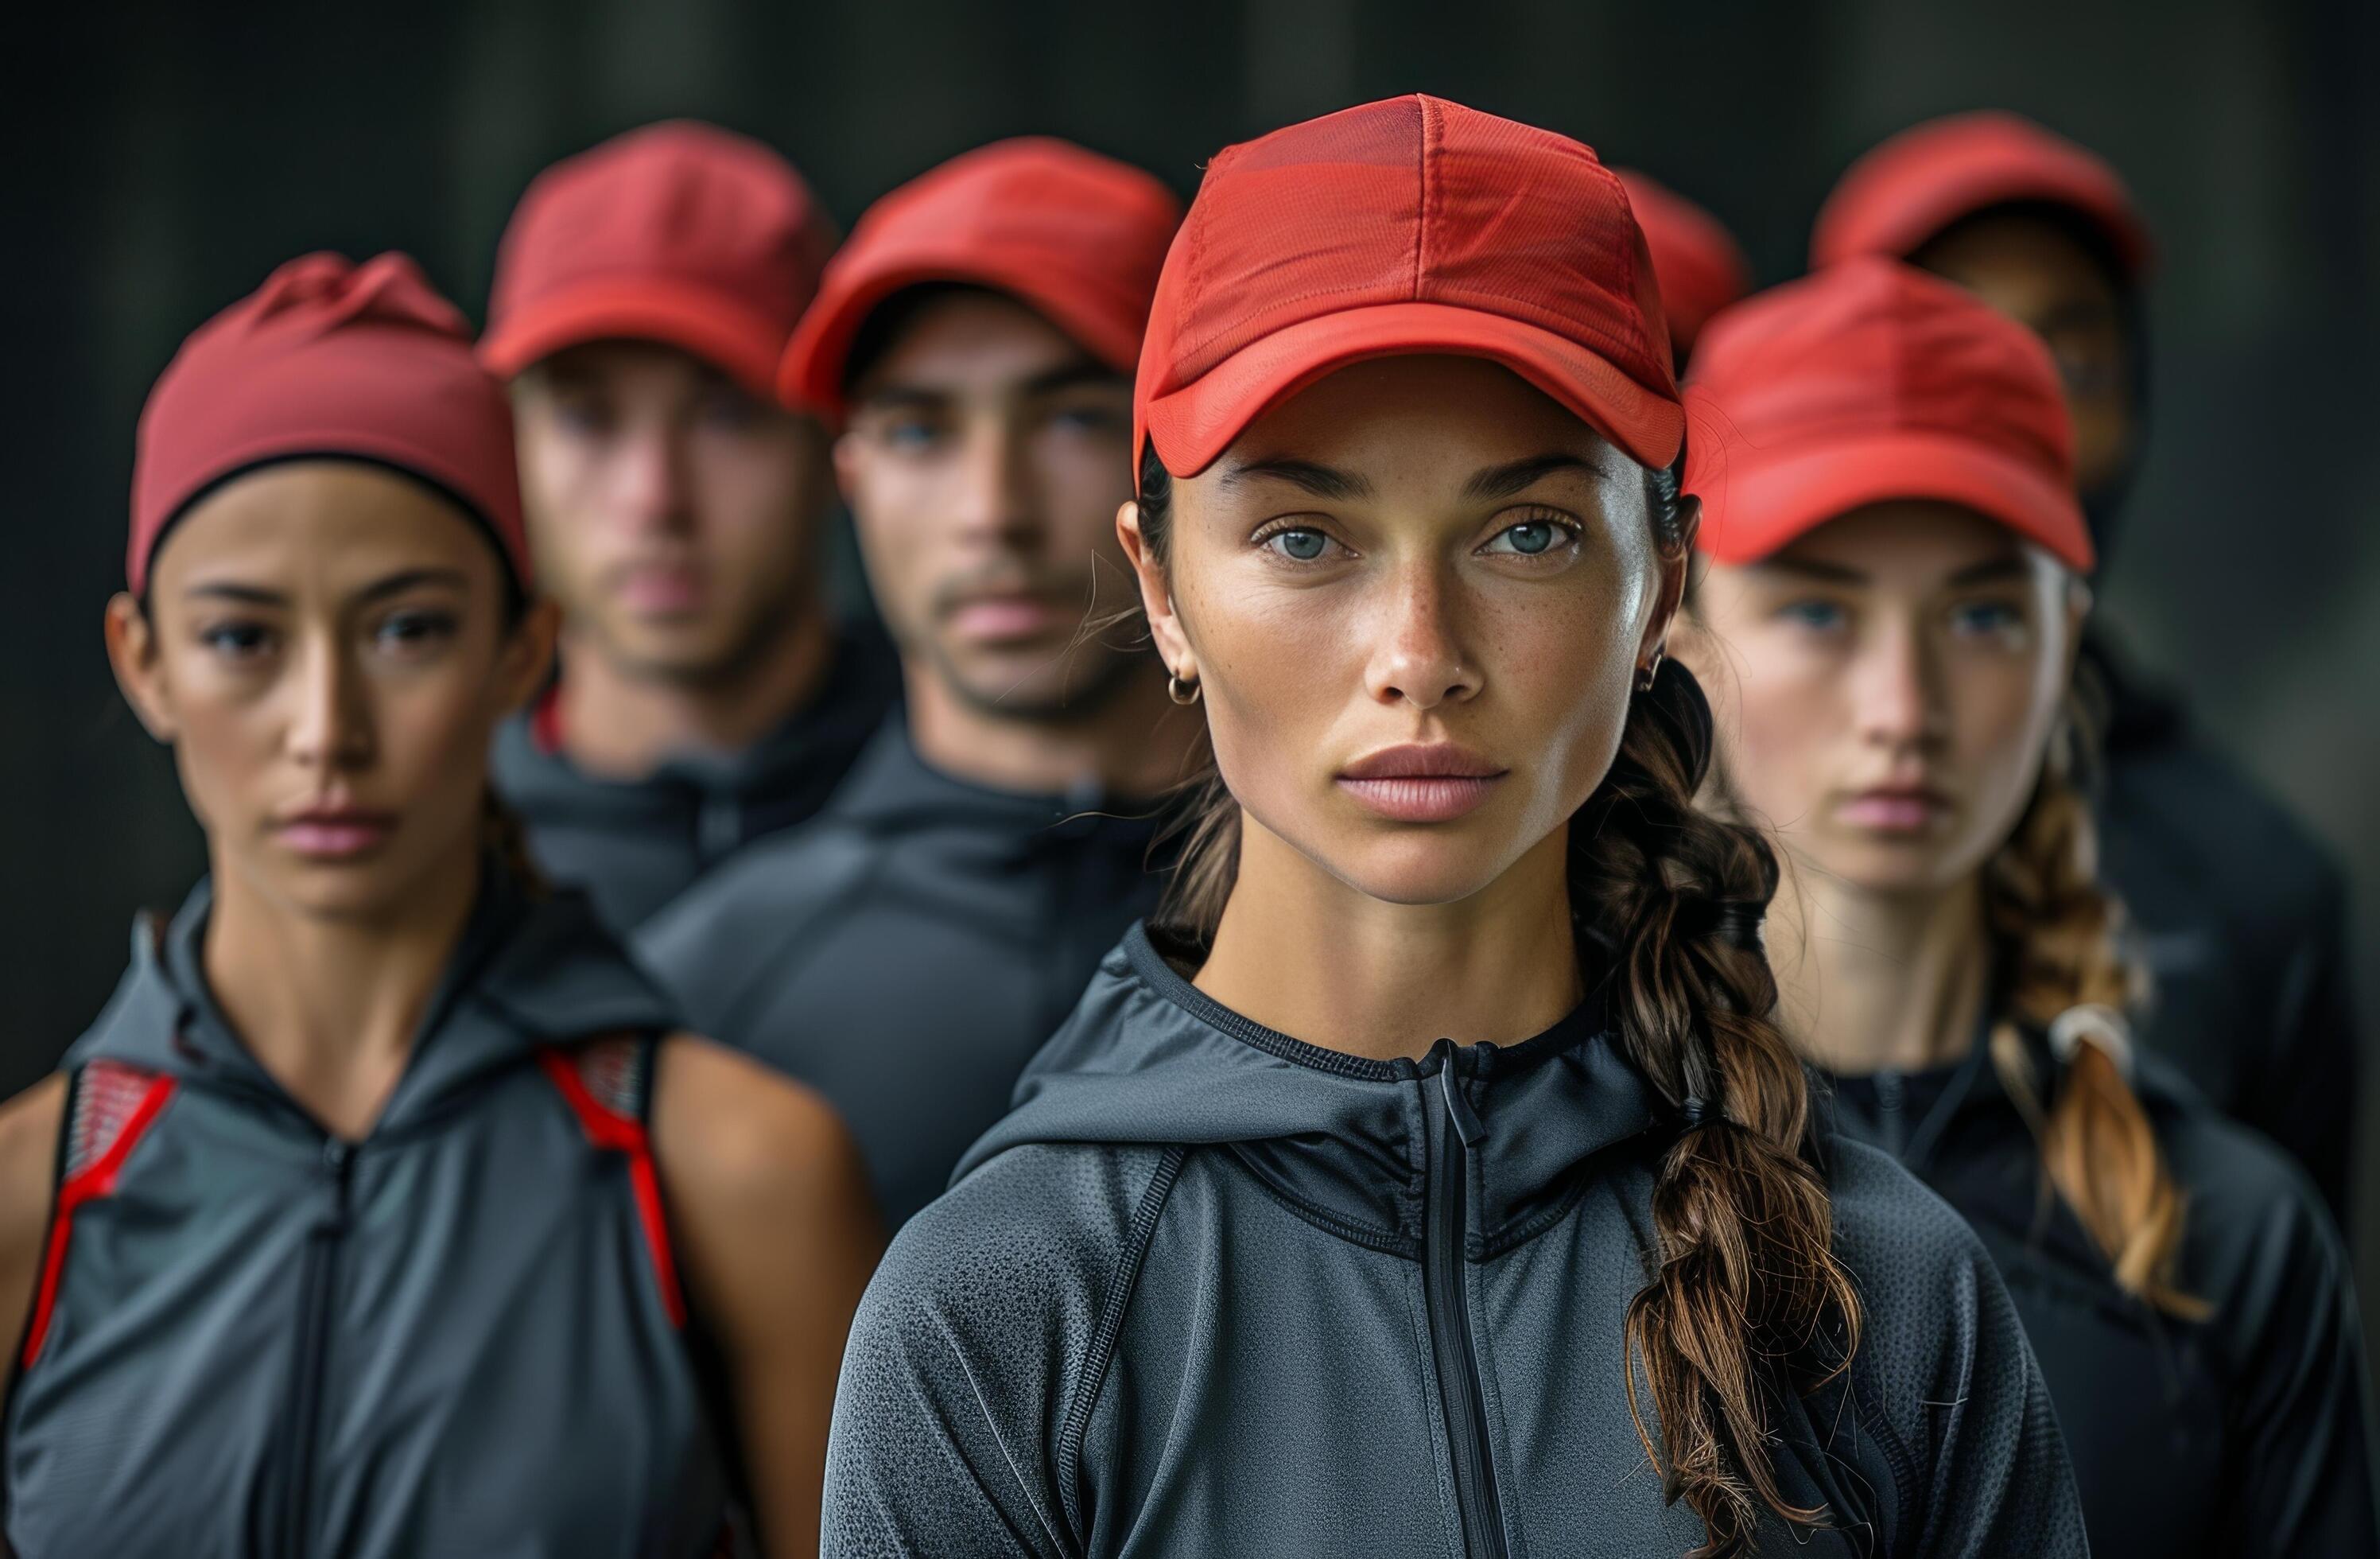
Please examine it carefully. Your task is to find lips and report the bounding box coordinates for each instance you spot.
[1835,784,1952,834]
[1337,743,1509,824]
[945,592,1072,644]
[609,561,707,616]
[274,805,398,861]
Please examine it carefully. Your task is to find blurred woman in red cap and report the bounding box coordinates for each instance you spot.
[1676,257,2378,1558]
[823,96,2085,1558]
[0,253,880,1557]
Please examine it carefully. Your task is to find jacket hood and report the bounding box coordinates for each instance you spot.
[957,923,1671,1253]
[67,861,678,1135]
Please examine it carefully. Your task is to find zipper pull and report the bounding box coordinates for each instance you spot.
[1438,1049,1487,1149]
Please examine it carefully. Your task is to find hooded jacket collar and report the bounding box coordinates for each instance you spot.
[67,861,677,1139]
[959,923,1668,1254]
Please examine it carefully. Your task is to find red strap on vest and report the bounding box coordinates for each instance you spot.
[538,1044,687,1329]
[23,1063,177,1369]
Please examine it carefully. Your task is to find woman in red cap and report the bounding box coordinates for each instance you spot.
[0,254,880,1557]
[1675,257,2377,1558]
[824,97,2084,1558]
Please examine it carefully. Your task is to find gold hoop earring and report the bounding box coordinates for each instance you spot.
[1167,671,1202,706]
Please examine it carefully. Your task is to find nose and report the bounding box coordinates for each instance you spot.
[286,632,375,776]
[1854,616,1947,755]
[613,422,693,535]
[1363,562,1481,711]
[949,417,1039,551]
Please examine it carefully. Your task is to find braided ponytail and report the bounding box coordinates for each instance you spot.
[1142,449,1859,1554]
[1594,658,1862,1557]
[1983,702,2202,1319]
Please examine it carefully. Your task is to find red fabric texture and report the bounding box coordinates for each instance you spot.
[23,1066,177,1369]
[538,1045,687,1331]
[130,252,528,594]
[481,121,837,400]
[1683,257,2092,573]
[1810,110,2152,281]
[777,137,1180,419]
[1613,169,1751,361]
[1133,95,1683,484]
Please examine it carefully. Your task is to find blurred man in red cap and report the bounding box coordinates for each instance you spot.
[479,121,899,931]
[1814,112,2361,1218]
[1614,168,1752,371]
[638,139,1196,1227]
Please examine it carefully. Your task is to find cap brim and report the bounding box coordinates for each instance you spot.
[1141,301,1683,480]
[779,249,1147,420]
[1690,427,2094,573]
[478,279,786,402]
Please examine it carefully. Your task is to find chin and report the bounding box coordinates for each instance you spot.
[1803,834,1969,898]
[1314,826,1524,908]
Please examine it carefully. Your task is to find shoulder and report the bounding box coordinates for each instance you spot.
[1823,1132,2004,1300]
[649,1033,873,1226]
[850,1140,1176,1384]
[633,822,882,1015]
[2154,1094,2350,1323]
[0,1075,68,1251]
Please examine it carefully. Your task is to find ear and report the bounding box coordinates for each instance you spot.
[1639,492,1701,672]
[103,593,177,743]
[1116,499,1194,679]
[2059,573,2094,686]
[830,428,866,506]
[493,597,562,714]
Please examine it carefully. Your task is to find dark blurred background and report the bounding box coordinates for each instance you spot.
[4,0,2374,1270]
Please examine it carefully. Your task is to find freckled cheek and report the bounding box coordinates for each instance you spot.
[1183,580,1361,810]
[1485,585,1639,818]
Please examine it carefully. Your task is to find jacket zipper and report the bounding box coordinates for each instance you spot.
[281,1139,355,1558]
[1424,1048,1510,1559]
[1874,1070,1906,1156]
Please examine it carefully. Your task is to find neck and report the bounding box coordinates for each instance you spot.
[556,611,833,779]
[1194,815,1584,1062]
[1766,858,1990,1075]
[906,659,1197,799]
[203,842,483,1141]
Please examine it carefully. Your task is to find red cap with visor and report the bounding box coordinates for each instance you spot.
[132,251,530,595]
[1683,257,2091,573]
[778,137,1180,420]
[1811,111,2152,282]
[1135,95,1683,486]
[1613,169,1752,363]
[480,121,837,401]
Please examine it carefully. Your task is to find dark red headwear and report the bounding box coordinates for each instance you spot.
[1613,169,1752,363]
[132,251,529,594]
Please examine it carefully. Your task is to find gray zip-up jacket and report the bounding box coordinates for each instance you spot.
[824,927,2089,1557]
[3,870,728,1558]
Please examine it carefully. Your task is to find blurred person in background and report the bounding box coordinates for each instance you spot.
[639,139,1191,1229]
[479,122,899,931]
[1678,257,2378,1557]
[1813,111,2361,1217]
[823,97,2087,1558]
[1614,167,1753,371]
[0,255,880,1557]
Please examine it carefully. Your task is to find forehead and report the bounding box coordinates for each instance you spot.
[1771,500,2030,581]
[521,339,730,399]
[1915,212,2119,319]
[150,460,499,593]
[1221,355,1619,492]
[856,289,1101,397]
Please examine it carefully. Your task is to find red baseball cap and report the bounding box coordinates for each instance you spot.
[1811,111,2152,282]
[132,252,530,595]
[480,121,837,400]
[1683,258,2091,572]
[1613,169,1751,363]
[778,137,1180,419]
[1136,95,1681,484]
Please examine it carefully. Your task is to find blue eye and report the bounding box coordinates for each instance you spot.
[1265,528,1330,562]
[878,418,945,452]
[1050,404,1127,436]
[1779,601,1846,632]
[1951,601,2025,637]
[1484,520,1563,555]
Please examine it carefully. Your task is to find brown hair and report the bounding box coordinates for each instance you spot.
[1140,449,1860,1557]
[1982,704,2202,1317]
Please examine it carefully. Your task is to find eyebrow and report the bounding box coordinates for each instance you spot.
[1749,557,1867,586]
[1220,458,1374,500]
[182,567,471,608]
[1461,453,1606,502]
[1947,557,2033,586]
